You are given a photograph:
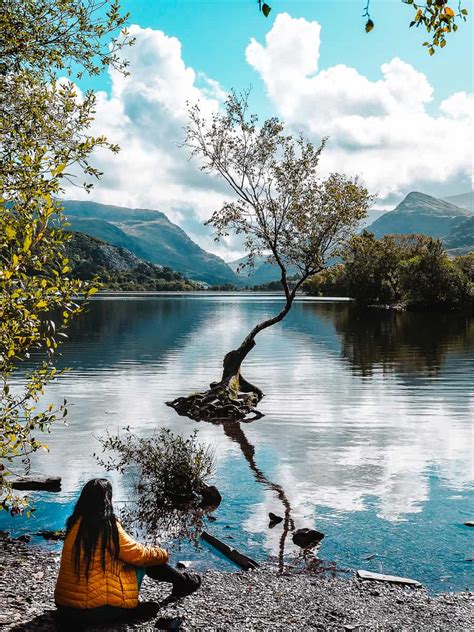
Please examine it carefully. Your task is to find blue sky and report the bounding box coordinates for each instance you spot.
[69,1,473,259]
[85,0,473,108]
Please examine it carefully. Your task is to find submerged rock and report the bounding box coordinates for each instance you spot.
[0,532,31,545]
[10,476,61,492]
[36,530,65,541]
[268,512,283,527]
[292,528,325,549]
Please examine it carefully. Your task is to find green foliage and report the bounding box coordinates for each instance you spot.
[305,231,473,310]
[0,0,133,78]
[256,0,468,53]
[96,429,216,543]
[405,0,468,54]
[303,264,348,297]
[454,252,474,282]
[260,2,272,18]
[343,232,432,305]
[1,1,130,512]
[186,90,372,304]
[400,240,472,308]
[0,196,98,514]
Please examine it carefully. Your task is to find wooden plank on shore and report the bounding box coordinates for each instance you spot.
[201,531,258,570]
[357,570,421,587]
[10,476,61,492]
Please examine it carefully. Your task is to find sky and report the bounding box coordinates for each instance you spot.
[66,0,474,260]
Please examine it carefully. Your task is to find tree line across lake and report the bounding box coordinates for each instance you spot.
[304,231,474,310]
[74,227,474,311]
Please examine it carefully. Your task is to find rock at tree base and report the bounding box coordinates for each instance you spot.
[292,528,325,549]
[0,532,31,544]
[200,485,222,509]
[357,570,421,587]
[10,476,61,492]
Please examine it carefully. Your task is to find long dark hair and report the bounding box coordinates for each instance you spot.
[66,478,120,578]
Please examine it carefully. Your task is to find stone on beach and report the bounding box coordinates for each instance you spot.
[357,569,422,587]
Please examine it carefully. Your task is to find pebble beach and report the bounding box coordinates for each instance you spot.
[1,539,472,631]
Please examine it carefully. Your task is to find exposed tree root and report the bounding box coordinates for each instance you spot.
[167,341,266,422]
[166,374,264,423]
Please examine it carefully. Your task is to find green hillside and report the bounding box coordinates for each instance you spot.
[61,200,240,286]
[66,232,198,291]
[444,216,474,255]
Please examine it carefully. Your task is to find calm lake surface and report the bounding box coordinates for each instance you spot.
[2,295,473,593]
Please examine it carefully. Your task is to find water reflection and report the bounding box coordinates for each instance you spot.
[222,421,294,570]
[2,296,473,592]
[326,306,474,377]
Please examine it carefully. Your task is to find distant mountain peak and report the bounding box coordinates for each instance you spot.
[394,191,469,216]
[366,191,473,242]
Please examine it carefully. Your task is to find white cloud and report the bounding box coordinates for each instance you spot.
[246,13,473,200]
[64,17,473,261]
[63,25,240,259]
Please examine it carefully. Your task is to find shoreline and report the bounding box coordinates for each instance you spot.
[1,540,472,631]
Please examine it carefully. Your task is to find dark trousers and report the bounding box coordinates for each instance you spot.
[144,562,190,588]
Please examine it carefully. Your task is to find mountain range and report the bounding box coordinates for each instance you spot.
[444,191,474,212]
[62,191,473,287]
[368,192,472,239]
[229,192,474,284]
[62,200,239,286]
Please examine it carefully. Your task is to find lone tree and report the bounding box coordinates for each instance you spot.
[167,92,372,422]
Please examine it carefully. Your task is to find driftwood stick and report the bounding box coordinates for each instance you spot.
[201,531,259,570]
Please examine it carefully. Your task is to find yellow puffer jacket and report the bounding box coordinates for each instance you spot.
[54,519,168,609]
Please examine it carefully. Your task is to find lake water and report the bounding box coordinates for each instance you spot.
[2,295,473,593]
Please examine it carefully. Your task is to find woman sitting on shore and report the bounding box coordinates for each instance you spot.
[54,478,201,624]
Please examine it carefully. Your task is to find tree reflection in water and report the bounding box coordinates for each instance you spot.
[222,421,294,571]
[315,304,474,377]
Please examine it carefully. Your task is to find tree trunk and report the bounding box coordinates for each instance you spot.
[166,292,295,422]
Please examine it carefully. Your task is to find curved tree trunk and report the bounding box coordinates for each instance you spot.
[166,294,295,422]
